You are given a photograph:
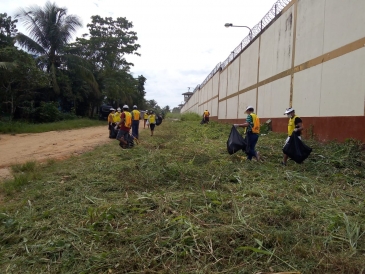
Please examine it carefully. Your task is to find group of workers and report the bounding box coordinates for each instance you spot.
[228,105,303,165]
[107,105,158,149]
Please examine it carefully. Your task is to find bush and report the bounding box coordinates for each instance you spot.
[180,112,201,121]
[34,102,61,123]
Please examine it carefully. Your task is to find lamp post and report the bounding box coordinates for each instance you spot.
[224,23,253,40]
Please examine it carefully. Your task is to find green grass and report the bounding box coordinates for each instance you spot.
[0,120,364,273]
[0,118,105,134]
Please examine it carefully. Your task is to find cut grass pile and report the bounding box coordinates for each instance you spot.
[0,118,105,134]
[0,116,364,273]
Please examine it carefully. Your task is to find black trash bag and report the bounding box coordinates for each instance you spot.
[227,126,247,155]
[156,115,163,126]
[282,134,312,163]
[119,134,134,148]
[109,126,117,138]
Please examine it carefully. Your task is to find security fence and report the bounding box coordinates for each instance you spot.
[197,0,292,91]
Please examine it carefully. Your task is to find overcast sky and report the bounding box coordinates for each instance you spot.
[2,0,277,109]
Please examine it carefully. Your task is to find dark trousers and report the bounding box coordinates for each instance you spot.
[131,120,139,139]
[247,133,259,160]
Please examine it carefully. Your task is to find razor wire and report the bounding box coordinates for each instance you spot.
[197,0,292,91]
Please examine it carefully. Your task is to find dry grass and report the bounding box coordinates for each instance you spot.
[0,115,364,273]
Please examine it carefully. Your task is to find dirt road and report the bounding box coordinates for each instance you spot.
[0,126,115,180]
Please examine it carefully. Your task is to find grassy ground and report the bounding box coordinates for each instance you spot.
[0,119,105,134]
[0,114,364,273]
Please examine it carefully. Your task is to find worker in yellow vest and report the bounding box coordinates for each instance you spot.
[131,105,141,139]
[114,107,122,123]
[233,106,260,161]
[116,105,132,148]
[203,110,210,123]
[107,108,116,138]
[148,110,157,136]
[143,110,149,129]
[282,108,303,166]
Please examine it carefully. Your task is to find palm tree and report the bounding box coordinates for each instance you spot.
[15,1,82,94]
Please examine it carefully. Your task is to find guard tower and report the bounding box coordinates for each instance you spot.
[182,91,193,102]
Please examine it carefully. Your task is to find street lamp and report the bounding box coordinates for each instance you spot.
[224,23,253,40]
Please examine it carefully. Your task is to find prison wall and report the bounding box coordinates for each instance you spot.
[181,0,365,142]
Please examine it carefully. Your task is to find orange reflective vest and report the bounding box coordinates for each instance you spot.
[250,113,260,134]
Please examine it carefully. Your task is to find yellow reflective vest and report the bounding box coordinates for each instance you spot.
[108,113,114,124]
[250,113,260,134]
[114,112,121,123]
[288,115,299,136]
[148,114,156,124]
[124,111,132,128]
[132,109,140,120]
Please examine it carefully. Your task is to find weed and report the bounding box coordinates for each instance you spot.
[0,119,364,273]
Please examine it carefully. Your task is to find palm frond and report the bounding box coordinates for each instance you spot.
[63,54,99,96]
[0,62,17,69]
[15,33,46,55]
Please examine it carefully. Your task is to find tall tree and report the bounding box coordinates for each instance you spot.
[0,13,18,48]
[131,75,146,108]
[15,1,82,94]
[69,15,142,105]
[77,15,140,71]
[0,46,49,119]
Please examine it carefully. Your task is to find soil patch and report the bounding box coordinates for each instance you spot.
[0,125,113,180]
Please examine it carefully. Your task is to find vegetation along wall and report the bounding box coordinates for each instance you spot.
[181,0,365,142]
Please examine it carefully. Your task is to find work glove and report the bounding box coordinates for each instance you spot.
[233,124,239,128]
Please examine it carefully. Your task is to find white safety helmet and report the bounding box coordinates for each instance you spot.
[284,107,294,115]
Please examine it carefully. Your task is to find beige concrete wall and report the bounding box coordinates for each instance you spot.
[227,58,240,97]
[238,89,257,118]
[226,96,239,119]
[239,39,259,91]
[319,48,365,117]
[258,76,291,118]
[211,97,218,117]
[259,5,294,81]
[206,78,213,101]
[322,0,365,53]
[218,101,226,119]
[212,73,219,97]
[295,0,325,66]
[292,65,322,117]
[181,0,365,135]
[219,68,228,99]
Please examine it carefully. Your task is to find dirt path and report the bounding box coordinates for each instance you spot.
[0,125,115,180]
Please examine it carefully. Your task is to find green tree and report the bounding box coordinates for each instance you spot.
[0,46,49,119]
[145,99,162,114]
[15,1,82,95]
[80,15,140,70]
[162,105,171,113]
[0,13,18,48]
[69,15,141,106]
[131,75,146,109]
[172,107,181,113]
